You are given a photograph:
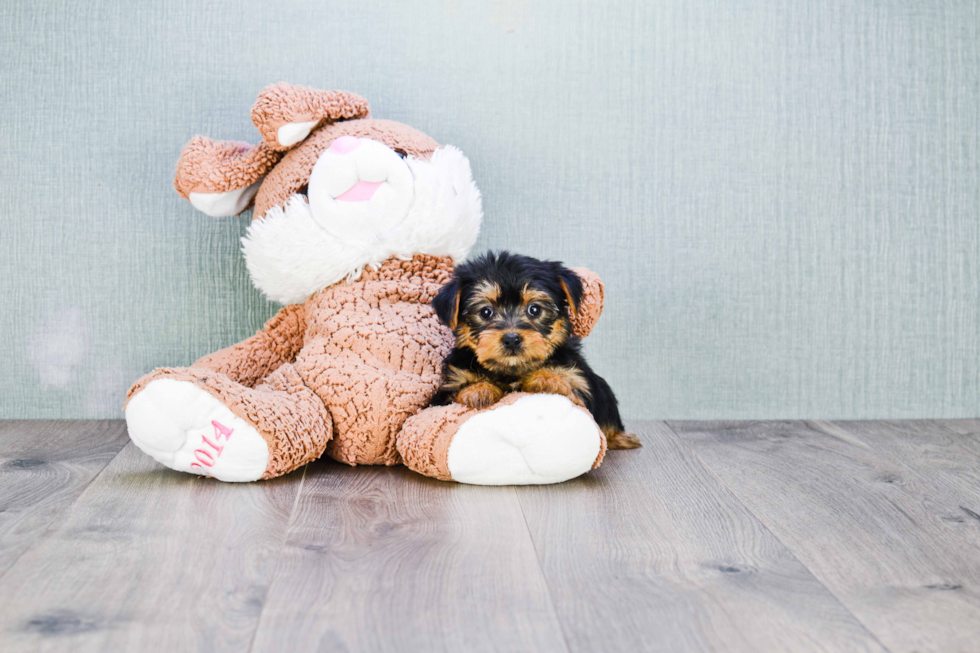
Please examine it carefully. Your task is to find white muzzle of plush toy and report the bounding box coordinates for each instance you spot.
[307,136,415,242]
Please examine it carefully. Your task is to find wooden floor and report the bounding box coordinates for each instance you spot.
[0,420,978,652]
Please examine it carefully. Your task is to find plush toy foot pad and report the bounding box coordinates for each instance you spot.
[446,394,602,485]
[126,379,269,482]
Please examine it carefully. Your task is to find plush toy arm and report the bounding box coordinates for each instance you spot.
[569,268,604,338]
[192,304,306,387]
[251,82,371,151]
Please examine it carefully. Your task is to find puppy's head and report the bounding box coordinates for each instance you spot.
[433,251,584,375]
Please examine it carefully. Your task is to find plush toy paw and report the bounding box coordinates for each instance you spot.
[399,393,605,485]
[125,379,269,482]
[448,394,603,485]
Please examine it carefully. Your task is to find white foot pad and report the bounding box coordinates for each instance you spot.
[447,394,602,485]
[125,379,269,482]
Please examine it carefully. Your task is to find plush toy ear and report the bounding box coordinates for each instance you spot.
[174,137,281,217]
[251,83,371,151]
[432,278,462,331]
[558,266,584,316]
[562,267,605,338]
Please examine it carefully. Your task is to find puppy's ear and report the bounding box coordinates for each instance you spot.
[433,278,462,330]
[562,267,605,338]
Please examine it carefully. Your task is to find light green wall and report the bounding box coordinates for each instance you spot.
[1,0,978,419]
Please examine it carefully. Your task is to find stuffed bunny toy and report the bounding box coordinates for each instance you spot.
[125,83,608,484]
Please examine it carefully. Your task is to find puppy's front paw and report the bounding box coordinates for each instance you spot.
[456,381,504,410]
[520,368,587,407]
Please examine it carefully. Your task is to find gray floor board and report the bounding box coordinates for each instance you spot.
[250,459,569,653]
[0,420,128,579]
[2,419,979,652]
[0,442,301,652]
[812,420,980,502]
[516,421,887,653]
[669,420,980,653]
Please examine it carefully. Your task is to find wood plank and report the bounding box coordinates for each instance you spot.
[516,421,885,652]
[0,420,129,579]
[250,460,569,653]
[810,420,980,501]
[0,442,301,652]
[670,420,980,653]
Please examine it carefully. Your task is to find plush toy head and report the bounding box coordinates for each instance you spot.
[173,83,482,304]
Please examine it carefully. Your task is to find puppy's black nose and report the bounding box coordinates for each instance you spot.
[502,332,523,352]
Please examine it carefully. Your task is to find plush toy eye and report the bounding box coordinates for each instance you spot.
[527,304,541,318]
[479,307,494,320]
[394,149,407,159]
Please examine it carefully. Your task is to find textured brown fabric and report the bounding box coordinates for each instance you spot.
[251,119,441,219]
[397,401,472,481]
[126,363,333,480]
[304,255,455,466]
[569,267,605,338]
[590,404,608,468]
[173,136,281,199]
[193,303,307,387]
[251,83,371,151]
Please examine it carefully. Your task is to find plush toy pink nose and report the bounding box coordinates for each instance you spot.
[328,135,360,154]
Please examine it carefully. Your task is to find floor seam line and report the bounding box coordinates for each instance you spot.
[246,464,308,653]
[514,486,574,653]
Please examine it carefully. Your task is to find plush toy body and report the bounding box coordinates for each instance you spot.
[125,83,608,484]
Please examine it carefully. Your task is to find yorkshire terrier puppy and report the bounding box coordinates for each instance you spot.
[431,251,641,449]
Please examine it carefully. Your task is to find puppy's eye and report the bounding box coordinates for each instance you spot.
[394,149,407,159]
[479,307,494,320]
[527,304,541,318]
